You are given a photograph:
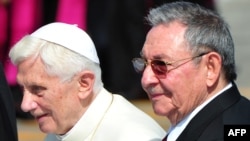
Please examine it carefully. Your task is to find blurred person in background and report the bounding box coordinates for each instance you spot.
[0,62,18,141]
[132,1,250,141]
[9,22,165,141]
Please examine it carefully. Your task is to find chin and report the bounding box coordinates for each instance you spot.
[153,103,174,117]
[39,122,56,134]
[152,106,164,116]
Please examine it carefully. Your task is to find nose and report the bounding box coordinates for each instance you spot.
[21,92,38,112]
[141,65,158,88]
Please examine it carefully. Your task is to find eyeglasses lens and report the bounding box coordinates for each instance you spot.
[132,58,168,76]
[132,58,145,73]
[151,60,168,75]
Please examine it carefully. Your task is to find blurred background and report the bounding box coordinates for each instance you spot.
[0,0,249,141]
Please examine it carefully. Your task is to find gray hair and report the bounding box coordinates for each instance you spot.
[146,1,236,81]
[9,35,103,93]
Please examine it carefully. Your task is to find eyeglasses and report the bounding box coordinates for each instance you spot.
[132,52,209,78]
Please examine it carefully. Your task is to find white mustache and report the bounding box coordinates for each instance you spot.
[147,87,156,93]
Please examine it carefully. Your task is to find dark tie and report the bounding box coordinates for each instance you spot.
[162,134,168,141]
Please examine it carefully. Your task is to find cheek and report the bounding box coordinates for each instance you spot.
[159,73,190,105]
[45,84,71,113]
[166,67,199,90]
[168,71,206,108]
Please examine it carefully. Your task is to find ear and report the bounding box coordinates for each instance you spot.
[78,71,95,99]
[205,52,222,87]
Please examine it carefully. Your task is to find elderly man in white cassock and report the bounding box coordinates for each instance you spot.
[8,22,165,141]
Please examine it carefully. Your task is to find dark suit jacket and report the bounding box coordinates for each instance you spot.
[177,82,250,141]
[0,63,18,141]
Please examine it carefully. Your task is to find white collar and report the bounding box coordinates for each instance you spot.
[56,88,113,141]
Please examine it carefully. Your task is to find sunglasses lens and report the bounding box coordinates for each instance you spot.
[132,58,168,77]
[151,60,168,75]
[132,58,146,73]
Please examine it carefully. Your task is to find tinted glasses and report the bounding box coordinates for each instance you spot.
[132,52,209,78]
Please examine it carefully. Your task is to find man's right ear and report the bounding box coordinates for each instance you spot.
[78,71,95,99]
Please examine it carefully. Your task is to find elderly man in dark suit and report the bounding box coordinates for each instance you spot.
[132,2,250,141]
